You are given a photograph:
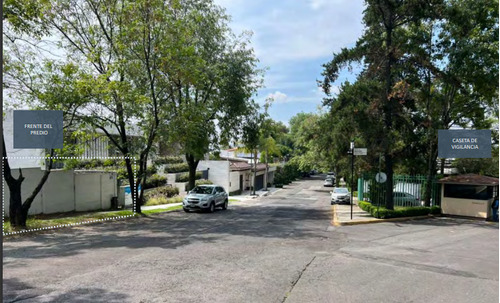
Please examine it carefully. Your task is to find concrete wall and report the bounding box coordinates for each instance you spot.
[198,160,230,191]
[3,168,117,216]
[441,186,491,218]
[229,171,241,192]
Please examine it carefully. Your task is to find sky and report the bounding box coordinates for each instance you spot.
[214,0,366,125]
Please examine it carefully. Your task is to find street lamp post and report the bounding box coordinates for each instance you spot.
[350,141,354,220]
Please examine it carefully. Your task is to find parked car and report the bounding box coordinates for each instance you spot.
[331,187,351,205]
[393,192,420,206]
[326,172,336,181]
[364,191,421,207]
[183,185,228,213]
[324,178,334,187]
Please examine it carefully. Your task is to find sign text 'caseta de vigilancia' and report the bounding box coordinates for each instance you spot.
[438,129,491,158]
[450,137,479,150]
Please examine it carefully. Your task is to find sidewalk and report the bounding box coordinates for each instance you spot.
[142,187,282,210]
[229,187,282,201]
[332,198,432,226]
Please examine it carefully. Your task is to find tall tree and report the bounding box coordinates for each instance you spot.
[159,1,263,191]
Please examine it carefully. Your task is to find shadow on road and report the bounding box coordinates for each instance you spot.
[3,203,332,260]
[3,278,129,303]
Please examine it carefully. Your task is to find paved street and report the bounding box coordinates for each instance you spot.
[3,176,499,303]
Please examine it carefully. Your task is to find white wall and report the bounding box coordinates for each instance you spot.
[198,160,230,191]
[229,171,241,192]
[440,186,491,218]
[3,169,117,216]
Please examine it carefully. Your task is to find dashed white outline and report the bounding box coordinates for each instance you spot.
[3,156,137,236]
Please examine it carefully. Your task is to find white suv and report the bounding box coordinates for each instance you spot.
[183,185,228,213]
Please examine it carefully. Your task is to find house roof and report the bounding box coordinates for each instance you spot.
[438,174,499,186]
[230,161,252,171]
[229,162,267,172]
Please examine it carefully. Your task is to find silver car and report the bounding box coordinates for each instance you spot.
[183,185,228,213]
[324,178,334,187]
[331,187,351,205]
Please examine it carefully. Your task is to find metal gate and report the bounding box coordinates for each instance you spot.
[255,175,264,191]
[359,174,441,207]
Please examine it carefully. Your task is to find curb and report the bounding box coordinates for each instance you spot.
[331,205,437,226]
[333,215,435,226]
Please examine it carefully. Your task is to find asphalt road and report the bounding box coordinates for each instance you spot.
[3,175,499,303]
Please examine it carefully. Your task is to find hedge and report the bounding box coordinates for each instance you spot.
[154,156,184,166]
[143,174,167,190]
[164,163,189,173]
[145,186,179,200]
[229,189,242,196]
[358,201,441,219]
[195,179,213,186]
[175,171,202,182]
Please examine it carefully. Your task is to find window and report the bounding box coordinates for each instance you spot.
[444,184,492,200]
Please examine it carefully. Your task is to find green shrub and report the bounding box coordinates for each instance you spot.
[176,171,202,182]
[229,189,242,196]
[195,179,213,186]
[430,206,441,214]
[143,174,167,189]
[154,156,184,166]
[103,159,118,167]
[359,201,439,219]
[116,168,129,181]
[145,165,157,177]
[145,186,179,200]
[358,201,372,212]
[164,163,189,173]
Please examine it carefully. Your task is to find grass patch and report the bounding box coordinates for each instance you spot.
[3,205,183,235]
[144,196,183,206]
[143,205,183,215]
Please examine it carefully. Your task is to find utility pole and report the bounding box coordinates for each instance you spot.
[350,141,354,220]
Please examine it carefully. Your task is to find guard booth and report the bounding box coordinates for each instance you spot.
[438,174,499,219]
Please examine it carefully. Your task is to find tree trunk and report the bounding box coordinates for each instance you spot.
[253,149,257,195]
[383,12,395,210]
[124,157,139,213]
[424,137,438,207]
[186,153,199,191]
[264,147,268,190]
[3,139,55,227]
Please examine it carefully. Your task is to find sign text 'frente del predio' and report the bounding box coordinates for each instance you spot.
[13,110,64,149]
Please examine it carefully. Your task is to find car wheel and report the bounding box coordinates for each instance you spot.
[222,199,228,210]
[208,202,215,213]
[331,201,334,205]
[183,208,190,213]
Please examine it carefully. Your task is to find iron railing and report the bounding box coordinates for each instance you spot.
[359,174,441,208]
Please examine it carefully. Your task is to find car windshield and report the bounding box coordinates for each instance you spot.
[325,179,332,182]
[191,186,214,195]
[334,188,349,194]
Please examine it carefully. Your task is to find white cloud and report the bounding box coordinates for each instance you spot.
[267,91,289,104]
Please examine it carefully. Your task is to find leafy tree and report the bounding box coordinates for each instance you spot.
[321,0,497,209]
[158,1,263,191]
[240,106,264,195]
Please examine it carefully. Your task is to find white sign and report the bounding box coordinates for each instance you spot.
[353,148,367,156]
[375,172,387,183]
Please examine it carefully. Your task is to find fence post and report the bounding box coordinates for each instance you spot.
[358,177,364,201]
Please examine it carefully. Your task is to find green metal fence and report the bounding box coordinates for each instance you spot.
[359,174,441,208]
